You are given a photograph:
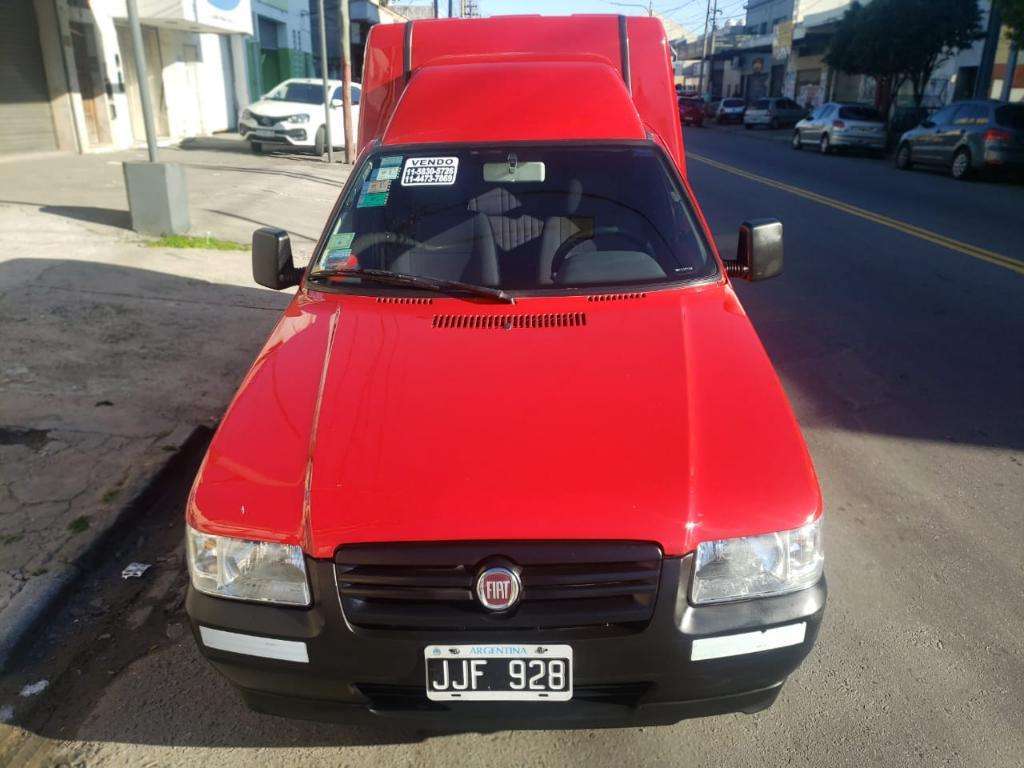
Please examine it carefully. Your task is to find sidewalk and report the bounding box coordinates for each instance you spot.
[0,137,350,662]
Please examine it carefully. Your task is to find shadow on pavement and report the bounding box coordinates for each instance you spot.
[178,135,254,154]
[0,201,131,229]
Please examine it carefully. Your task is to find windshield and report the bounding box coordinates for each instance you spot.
[266,82,325,105]
[752,100,769,109]
[313,144,714,292]
[723,99,744,107]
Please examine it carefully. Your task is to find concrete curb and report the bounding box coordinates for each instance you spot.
[0,424,209,672]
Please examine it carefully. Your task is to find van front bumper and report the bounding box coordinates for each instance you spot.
[186,555,826,728]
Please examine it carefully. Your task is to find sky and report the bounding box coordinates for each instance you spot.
[463,1,738,39]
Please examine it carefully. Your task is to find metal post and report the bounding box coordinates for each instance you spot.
[448,0,454,18]
[1001,43,1019,102]
[316,0,333,163]
[126,0,157,162]
[340,0,355,163]
[433,0,439,18]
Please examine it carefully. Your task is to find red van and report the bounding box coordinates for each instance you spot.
[185,15,825,728]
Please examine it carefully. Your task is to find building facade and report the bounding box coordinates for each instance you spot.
[1,0,253,155]
[675,0,1022,110]
[247,0,315,99]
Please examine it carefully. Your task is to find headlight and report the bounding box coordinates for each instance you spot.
[241,109,253,121]
[186,526,311,606]
[691,519,823,605]
[288,114,310,124]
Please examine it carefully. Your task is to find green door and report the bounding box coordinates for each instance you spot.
[260,49,281,96]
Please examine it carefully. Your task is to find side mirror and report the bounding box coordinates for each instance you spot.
[724,219,783,281]
[252,227,302,289]
[921,119,935,129]
[330,98,343,108]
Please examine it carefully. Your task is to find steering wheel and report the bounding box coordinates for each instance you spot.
[549,227,651,282]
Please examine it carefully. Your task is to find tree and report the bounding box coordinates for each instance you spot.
[893,0,984,107]
[995,0,1024,47]
[826,0,985,118]
[825,1,906,121]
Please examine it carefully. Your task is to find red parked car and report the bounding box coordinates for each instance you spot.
[679,96,704,127]
[186,15,825,728]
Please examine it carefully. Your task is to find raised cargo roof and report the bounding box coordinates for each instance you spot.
[358,15,685,172]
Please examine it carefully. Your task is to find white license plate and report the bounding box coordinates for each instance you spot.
[424,644,573,701]
[254,129,275,138]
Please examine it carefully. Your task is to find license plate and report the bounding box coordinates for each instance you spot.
[255,129,275,138]
[424,644,573,701]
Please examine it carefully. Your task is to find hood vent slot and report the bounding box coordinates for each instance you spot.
[377,296,434,305]
[432,312,586,330]
[587,292,646,302]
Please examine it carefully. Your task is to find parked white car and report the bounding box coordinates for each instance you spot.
[238,78,361,155]
[714,98,746,124]
[744,97,807,129]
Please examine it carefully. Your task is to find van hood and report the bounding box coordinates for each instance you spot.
[190,286,820,558]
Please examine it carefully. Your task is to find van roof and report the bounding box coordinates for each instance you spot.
[359,15,685,172]
[382,61,646,146]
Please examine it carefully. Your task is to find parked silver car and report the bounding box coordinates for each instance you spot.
[895,100,1024,180]
[744,97,807,129]
[792,102,886,154]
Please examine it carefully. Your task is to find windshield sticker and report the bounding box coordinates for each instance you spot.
[380,155,403,167]
[327,232,354,251]
[374,165,400,181]
[356,180,390,208]
[368,179,391,194]
[325,248,357,269]
[401,157,459,186]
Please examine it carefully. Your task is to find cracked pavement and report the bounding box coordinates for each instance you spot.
[0,141,349,620]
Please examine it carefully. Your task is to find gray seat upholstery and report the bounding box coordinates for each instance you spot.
[537,179,585,285]
[389,212,500,286]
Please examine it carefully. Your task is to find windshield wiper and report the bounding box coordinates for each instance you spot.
[306,267,515,304]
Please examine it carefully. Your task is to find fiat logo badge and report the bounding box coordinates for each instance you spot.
[476,566,521,611]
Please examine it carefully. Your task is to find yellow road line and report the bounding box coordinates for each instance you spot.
[687,152,1024,276]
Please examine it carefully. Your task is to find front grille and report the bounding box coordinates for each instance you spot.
[356,682,652,711]
[336,541,662,631]
[255,115,278,127]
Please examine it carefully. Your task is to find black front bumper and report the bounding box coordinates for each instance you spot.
[186,555,825,728]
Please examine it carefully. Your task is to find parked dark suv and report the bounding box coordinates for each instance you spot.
[896,100,1024,180]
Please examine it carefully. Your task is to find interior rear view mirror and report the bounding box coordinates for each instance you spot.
[724,219,783,282]
[483,160,546,183]
[252,227,302,290]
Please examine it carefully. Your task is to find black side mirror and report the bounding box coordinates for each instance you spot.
[724,219,783,281]
[252,227,302,290]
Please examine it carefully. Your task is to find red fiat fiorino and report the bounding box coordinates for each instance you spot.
[185,15,825,728]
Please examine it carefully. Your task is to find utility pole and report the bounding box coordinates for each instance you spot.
[340,0,355,163]
[1002,43,1019,102]
[127,0,157,163]
[449,0,454,17]
[696,0,714,96]
[122,0,189,234]
[433,0,439,18]
[316,0,333,162]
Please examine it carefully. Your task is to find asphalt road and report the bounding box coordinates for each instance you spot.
[2,126,1022,767]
